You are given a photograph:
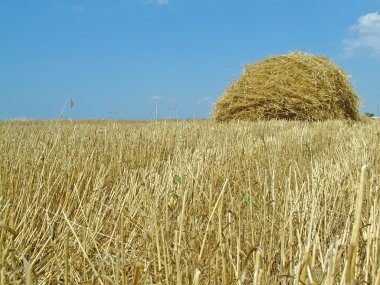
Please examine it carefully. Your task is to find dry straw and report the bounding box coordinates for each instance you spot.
[1,120,379,283]
[213,52,360,121]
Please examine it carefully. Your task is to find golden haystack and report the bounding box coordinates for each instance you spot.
[212,52,360,122]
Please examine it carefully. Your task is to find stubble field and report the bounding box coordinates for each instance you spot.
[0,119,379,284]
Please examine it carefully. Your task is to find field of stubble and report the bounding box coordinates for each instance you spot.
[0,119,379,284]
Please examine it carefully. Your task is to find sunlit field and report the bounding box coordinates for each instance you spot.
[0,119,379,284]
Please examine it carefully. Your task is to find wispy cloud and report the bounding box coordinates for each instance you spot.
[72,5,85,12]
[151,95,177,102]
[197,96,216,106]
[145,0,169,6]
[343,12,380,58]
[152,95,164,101]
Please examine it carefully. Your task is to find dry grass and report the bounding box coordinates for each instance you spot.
[0,119,379,284]
[213,52,360,122]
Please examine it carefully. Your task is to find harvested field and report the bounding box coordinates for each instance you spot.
[0,120,379,284]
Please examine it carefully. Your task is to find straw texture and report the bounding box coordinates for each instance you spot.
[212,52,360,121]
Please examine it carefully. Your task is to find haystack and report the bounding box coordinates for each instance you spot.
[212,52,360,121]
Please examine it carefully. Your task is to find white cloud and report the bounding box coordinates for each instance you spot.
[145,0,169,6]
[343,12,380,58]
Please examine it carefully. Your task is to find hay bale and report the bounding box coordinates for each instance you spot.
[212,52,360,122]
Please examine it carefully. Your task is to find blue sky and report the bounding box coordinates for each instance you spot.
[1,0,379,120]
